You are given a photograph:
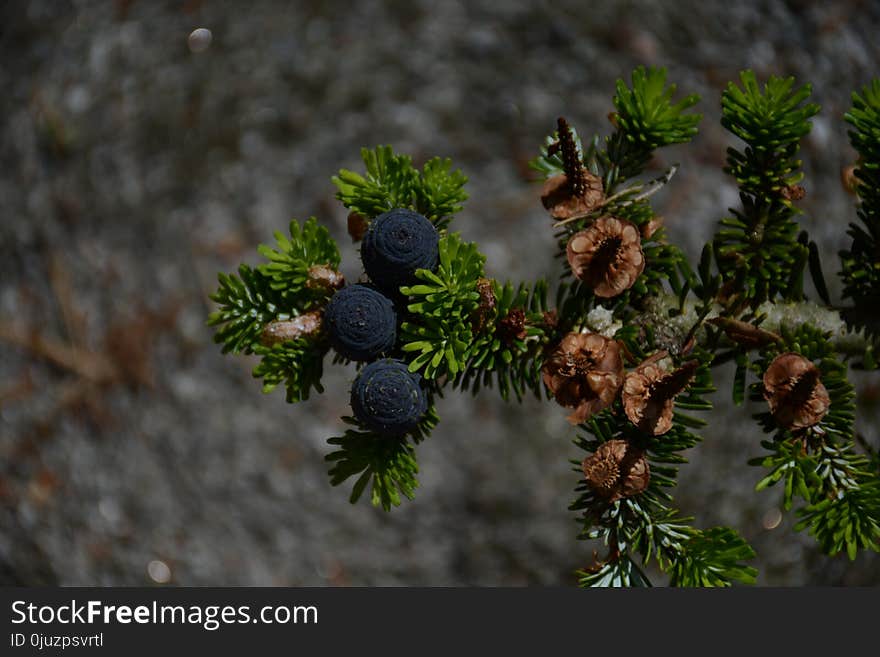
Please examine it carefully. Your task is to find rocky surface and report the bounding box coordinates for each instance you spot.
[1,0,879,585]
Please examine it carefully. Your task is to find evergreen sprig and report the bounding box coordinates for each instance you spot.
[576,552,652,587]
[332,146,468,230]
[748,323,880,558]
[722,71,818,195]
[400,233,486,379]
[257,217,340,305]
[415,157,470,227]
[326,428,420,511]
[325,408,439,511]
[795,478,880,559]
[252,339,327,403]
[208,264,287,354]
[613,66,703,151]
[455,279,550,401]
[713,71,819,308]
[667,527,758,587]
[608,65,702,183]
[840,79,880,334]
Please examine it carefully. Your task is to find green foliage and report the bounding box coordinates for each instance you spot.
[722,71,819,195]
[714,71,819,309]
[326,428,419,512]
[455,279,550,401]
[400,233,486,379]
[209,217,342,355]
[840,79,880,333]
[332,145,468,229]
[257,217,340,304]
[608,65,701,183]
[325,408,439,511]
[752,438,819,511]
[667,527,758,587]
[796,479,880,559]
[208,264,287,354]
[576,553,652,588]
[252,339,327,403]
[415,157,470,227]
[573,488,755,587]
[613,66,702,151]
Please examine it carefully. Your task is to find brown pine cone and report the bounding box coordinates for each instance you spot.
[542,332,624,425]
[566,216,645,298]
[763,352,830,430]
[581,439,650,502]
[623,352,698,435]
[540,172,605,221]
[347,211,369,242]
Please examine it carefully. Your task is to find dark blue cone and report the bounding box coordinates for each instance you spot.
[350,359,427,435]
[323,284,397,361]
[361,208,439,292]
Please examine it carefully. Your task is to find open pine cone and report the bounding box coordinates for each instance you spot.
[762,352,830,430]
[581,439,650,502]
[542,332,624,425]
[623,352,698,435]
[566,216,645,298]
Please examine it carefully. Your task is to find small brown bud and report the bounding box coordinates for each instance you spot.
[781,184,806,201]
[708,317,782,350]
[497,307,527,344]
[581,439,650,502]
[607,112,620,129]
[542,332,624,425]
[471,277,497,333]
[260,310,323,346]
[567,216,645,298]
[841,164,859,196]
[305,264,345,293]
[541,309,559,331]
[641,216,664,240]
[623,352,698,435]
[763,352,830,430]
[347,211,369,242]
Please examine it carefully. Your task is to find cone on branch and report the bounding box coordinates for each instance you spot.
[542,332,624,425]
[762,352,830,430]
[623,352,698,435]
[581,439,650,502]
[567,216,645,298]
[540,117,605,221]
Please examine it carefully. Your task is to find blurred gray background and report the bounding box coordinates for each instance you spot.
[1,0,879,586]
